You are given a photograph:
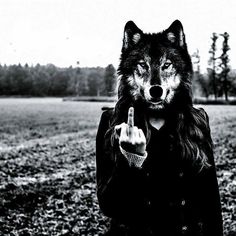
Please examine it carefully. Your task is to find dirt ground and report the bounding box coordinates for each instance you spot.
[0,99,235,236]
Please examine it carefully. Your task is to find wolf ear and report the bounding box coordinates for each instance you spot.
[122,21,143,50]
[165,20,186,48]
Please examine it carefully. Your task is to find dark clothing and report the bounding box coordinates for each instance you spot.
[96,109,223,236]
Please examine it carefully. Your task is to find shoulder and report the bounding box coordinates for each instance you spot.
[100,107,114,123]
[97,107,114,134]
[96,107,114,144]
[193,106,210,123]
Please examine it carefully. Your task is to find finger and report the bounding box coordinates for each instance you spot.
[133,126,138,138]
[127,107,134,137]
[131,127,138,144]
[120,124,129,143]
[138,129,142,138]
[136,129,142,143]
[138,129,146,142]
[127,107,134,128]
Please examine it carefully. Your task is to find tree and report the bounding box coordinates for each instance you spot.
[0,63,109,97]
[228,70,236,96]
[50,71,70,96]
[3,64,32,95]
[31,64,51,96]
[208,33,218,99]
[219,32,230,101]
[87,72,101,96]
[192,49,202,97]
[191,50,212,98]
[104,64,116,96]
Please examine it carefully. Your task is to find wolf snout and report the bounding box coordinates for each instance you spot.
[149,85,163,99]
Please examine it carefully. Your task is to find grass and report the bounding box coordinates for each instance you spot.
[0,98,113,147]
[194,97,236,105]
[63,96,117,103]
[0,98,235,236]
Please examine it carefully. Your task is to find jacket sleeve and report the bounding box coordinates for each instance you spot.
[198,108,223,236]
[201,165,223,236]
[96,110,146,223]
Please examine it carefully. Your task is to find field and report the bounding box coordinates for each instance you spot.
[0,98,235,236]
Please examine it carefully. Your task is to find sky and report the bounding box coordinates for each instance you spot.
[0,0,236,72]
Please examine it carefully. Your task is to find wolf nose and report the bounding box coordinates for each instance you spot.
[149,85,163,99]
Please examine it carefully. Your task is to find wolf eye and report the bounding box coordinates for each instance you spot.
[162,61,172,70]
[138,61,147,69]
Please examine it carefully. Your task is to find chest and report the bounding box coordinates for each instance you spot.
[142,130,200,195]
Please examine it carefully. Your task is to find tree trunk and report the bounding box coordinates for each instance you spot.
[224,77,228,101]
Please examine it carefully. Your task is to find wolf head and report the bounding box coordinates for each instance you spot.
[117,20,193,113]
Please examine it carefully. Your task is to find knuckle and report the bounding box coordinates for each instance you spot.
[119,139,127,145]
[139,128,144,133]
[136,140,141,145]
[139,138,146,144]
[120,122,125,128]
[120,123,125,129]
[121,137,130,143]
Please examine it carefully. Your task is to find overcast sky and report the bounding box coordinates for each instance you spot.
[0,0,235,72]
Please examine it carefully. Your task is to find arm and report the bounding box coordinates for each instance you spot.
[200,161,223,236]
[96,110,146,223]
[198,108,223,236]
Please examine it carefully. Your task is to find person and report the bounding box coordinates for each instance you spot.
[96,20,223,236]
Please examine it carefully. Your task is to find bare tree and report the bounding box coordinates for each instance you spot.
[104,64,116,96]
[219,32,230,101]
[192,50,211,98]
[208,33,218,99]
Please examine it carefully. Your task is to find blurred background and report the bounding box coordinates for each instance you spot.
[0,0,235,235]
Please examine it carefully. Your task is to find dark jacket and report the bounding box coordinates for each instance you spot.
[96,109,223,236]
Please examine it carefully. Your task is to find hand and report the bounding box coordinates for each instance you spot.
[115,107,146,155]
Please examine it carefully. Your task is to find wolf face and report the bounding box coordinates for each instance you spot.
[118,20,193,111]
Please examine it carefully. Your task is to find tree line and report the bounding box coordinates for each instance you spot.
[192,32,236,101]
[0,32,235,99]
[0,63,116,97]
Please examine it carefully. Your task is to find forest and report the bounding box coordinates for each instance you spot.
[0,63,116,97]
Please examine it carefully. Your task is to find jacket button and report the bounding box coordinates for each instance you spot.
[179,172,184,178]
[181,225,188,232]
[181,199,186,206]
